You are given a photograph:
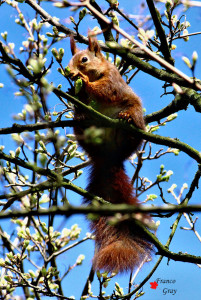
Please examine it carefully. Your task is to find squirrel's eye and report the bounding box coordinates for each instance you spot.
[81,56,88,63]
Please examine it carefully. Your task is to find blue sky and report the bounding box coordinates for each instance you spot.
[0,1,201,299]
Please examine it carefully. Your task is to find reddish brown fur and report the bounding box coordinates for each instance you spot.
[87,163,152,273]
[93,225,149,273]
[68,35,153,273]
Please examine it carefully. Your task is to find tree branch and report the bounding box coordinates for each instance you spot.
[108,42,201,89]
[0,120,76,135]
[0,176,105,211]
[145,88,201,124]
[1,204,201,264]
[88,1,115,42]
[1,202,201,219]
[146,0,172,63]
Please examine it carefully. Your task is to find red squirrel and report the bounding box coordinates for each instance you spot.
[68,34,153,273]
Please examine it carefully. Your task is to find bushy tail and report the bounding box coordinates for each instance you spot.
[91,216,152,273]
[86,161,153,273]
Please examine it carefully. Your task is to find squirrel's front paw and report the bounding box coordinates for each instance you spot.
[78,72,89,83]
[118,112,133,123]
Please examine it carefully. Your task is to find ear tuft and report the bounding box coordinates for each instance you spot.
[70,36,79,55]
[88,31,101,56]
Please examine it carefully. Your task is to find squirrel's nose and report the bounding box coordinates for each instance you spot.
[68,69,78,80]
[68,60,78,80]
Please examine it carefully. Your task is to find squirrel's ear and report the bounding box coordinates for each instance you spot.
[70,36,79,55]
[88,33,101,57]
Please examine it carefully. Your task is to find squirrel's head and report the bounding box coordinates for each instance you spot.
[68,34,107,82]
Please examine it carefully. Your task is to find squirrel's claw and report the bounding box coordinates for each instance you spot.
[118,111,133,123]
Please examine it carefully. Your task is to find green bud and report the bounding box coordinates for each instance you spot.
[150,126,159,133]
[167,113,177,121]
[183,183,188,189]
[172,148,180,156]
[39,140,46,151]
[103,281,109,288]
[29,270,36,278]
[41,267,47,276]
[28,56,47,74]
[159,170,173,182]
[76,254,85,265]
[107,0,119,8]
[65,66,71,76]
[96,270,101,279]
[75,78,83,95]
[39,153,47,167]
[79,8,87,21]
[1,31,8,41]
[46,32,54,37]
[53,2,65,7]
[53,26,59,35]
[15,147,21,157]
[19,13,24,22]
[11,133,24,145]
[192,51,198,66]
[4,276,12,283]
[182,29,189,42]
[0,258,5,267]
[115,57,121,67]
[172,83,183,94]
[165,0,173,12]
[102,271,109,279]
[7,252,14,260]
[25,228,30,235]
[182,56,192,68]
[160,164,165,173]
[43,47,48,56]
[70,16,76,24]
[110,12,119,26]
[58,68,65,76]
[59,47,64,59]
[168,148,180,156]
[147,194,157,201]
[51,48,58,57]
[115,282,124,296]
[76,170,83,178]
[24,240,30,248]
